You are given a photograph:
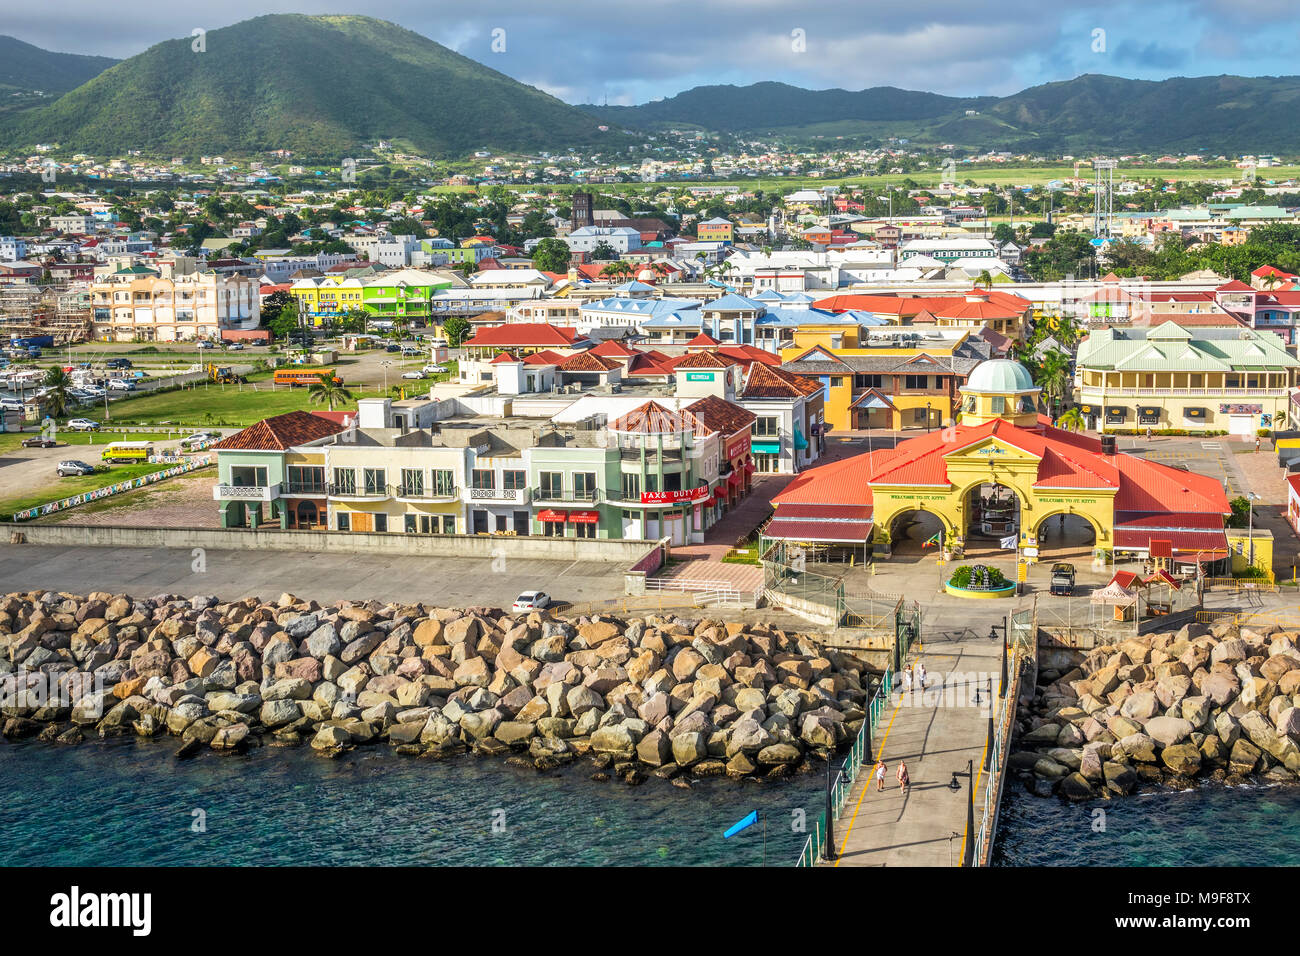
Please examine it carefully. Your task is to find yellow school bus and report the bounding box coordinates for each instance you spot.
[274,368,343,387]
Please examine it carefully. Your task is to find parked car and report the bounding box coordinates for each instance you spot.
[422,364,449,374]
[0,398,24,411]
[82,385,106,397]
[1049,563,1076,596]
[21,436,57,448]
[384,344,402,353]
[56,460,96,477]
[65,418,100,431]
[227,343,245,351]
[105,358,132,369]
[107,379,135,391]
[511,590,551,613]
[400,346,422,357]
[401,370,425,380]
[197,341,216,349]
[180,431,220,448]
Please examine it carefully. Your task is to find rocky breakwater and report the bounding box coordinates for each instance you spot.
[0,590,870,784]
[1012,620,1300,801]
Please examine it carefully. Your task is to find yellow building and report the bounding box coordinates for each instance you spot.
[779,329,991,432]
[766,360,1233,571]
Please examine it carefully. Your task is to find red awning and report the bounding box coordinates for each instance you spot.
[569,511,599,523]
[1113,527,1228,553]
[728,470,742,486]
[744,462,756,474]
[764,518,874,543]
[536,509,568,523]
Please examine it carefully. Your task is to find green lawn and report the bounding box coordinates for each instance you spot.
[98,377,404,427]
[2,460,207,517]
[0,429,184,455]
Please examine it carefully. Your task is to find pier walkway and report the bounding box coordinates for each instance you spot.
[820,608,1009,867]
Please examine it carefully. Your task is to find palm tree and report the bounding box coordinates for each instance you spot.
[308,373,354,412]
[1262,272,1281,292]
[1056,407,1085,433]
[975,269,994,290]
[1036,350,1073,413]
[41,366,72,419]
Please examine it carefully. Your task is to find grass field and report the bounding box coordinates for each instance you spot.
[1,460,198,516]
[483,163,1299,197]
[103,381,365,427]
[0,429,185,455]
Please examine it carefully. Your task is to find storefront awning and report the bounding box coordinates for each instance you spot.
[765,518,874,543]
[1184,407,1207,419]
[1138,406,1161,418]
[752,441,780,455]
[536,509,568,522]
[793,427,809,450]
[569,511,599,523]
[1105,406,1127,421]
[728,470,742,486]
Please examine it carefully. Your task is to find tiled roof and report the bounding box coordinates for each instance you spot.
[742,362,823,399]
[213,410,349,452]
[687,331,721,347]
[686,394,756,436]
[489,351,519,364]
[523,349,566,366]
[559,351,620,372]
[589,339,641,357]
[673,350,736,369]
[611,400,690,434]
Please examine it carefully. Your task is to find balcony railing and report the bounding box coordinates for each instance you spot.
[213,483,280,501]
[283,482,327,496]
[1081,387,1286,398]
[396,485,459,501]
[468,486,530,503]
[532,487,601,504]
[326,483,392,499]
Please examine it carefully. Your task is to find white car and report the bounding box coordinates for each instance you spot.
[82,385,106,397]
[511,590,551,614]
[107,379,135,391]
[401,370,425,380]
[180,431,220,448]
[65,418,100,431]
[423,364,448,374]
[227,343,245,351]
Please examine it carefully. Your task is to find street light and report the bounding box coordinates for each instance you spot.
[990,617,1008,698]
[380,360,393,394]
[949,760,975,868]
[926,401,932,433]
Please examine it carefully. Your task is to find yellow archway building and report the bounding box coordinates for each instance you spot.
[768,360,1232,567]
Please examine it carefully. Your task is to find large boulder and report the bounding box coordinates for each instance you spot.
[1161,743,1201,776]
[1144,715,1194,748]
[1117,732,1159,763]
[671,731,709,767]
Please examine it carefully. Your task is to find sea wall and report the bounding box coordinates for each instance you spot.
[11,525,660,564]
[1012,619,1300,800]
[0,589,870,783]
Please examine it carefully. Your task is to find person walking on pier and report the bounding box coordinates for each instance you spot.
[901,666,913,698]
[874,760,887,791]
[916,661,928,693]
[896,761,911,795]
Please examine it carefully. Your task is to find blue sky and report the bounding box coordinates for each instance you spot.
[7,0,1300,103]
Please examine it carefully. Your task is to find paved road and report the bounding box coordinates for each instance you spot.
[0,543,631,609]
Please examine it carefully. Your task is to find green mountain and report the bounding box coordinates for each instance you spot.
[586,81,994,133]
[0,35,118,94]
[3,14,612,159]
[584,74,1300,153]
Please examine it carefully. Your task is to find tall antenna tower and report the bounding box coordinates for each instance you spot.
[1092,159,1117,239]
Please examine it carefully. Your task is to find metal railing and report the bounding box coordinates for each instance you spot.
[326,483,391,498]
[468,486,528,502]
[396,485,459,500]
[283,482,327,496]
[532,487,601,504]
[972,601,1037,866]
[796,666,895,867]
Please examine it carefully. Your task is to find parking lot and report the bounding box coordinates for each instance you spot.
[0,543,631,610]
